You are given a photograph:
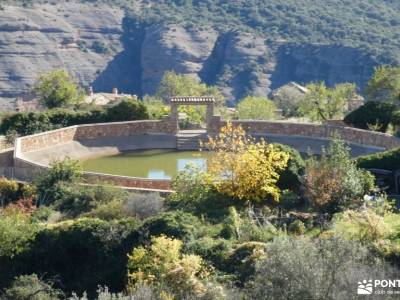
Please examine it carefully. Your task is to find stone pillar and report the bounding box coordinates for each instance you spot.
[170,104,179,132]
[206,103,214,129]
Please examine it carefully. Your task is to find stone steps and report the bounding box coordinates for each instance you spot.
[176,131,208,150]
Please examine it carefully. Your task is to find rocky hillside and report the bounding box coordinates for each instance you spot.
[0,1,396,105]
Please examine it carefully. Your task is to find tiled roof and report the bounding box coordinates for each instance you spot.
[170,96,215,103]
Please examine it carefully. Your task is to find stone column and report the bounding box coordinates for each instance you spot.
[170,104,179,133]
[206,103,214,129]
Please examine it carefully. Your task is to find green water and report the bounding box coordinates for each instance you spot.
[82,149,210,179]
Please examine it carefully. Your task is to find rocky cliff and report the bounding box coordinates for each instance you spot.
[0,3,378,106]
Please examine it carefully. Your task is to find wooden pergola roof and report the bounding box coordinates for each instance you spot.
[170,96,215,103]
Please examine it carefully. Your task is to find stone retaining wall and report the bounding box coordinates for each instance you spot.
[13,117,400,192]
[210,118,400,150]
[18,119,176,154]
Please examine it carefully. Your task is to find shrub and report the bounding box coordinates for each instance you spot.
[185,237,232,271]
[35,159,82,205]
[167,168,231,220]
[344,101,397,132]
[302,139,375,214]
[226,241,267,283]
[272,143,305,192]
[0,102,148,137]
[123,192,164,220]
[50,183,127,217]
[139,211,205,243]
[127,235,209,298]
[0,177,20,206]
[0,207,39,258]
[332,210,391,243]
[356,147,400,171]
[288,219,305,235]
[236,96,276,120]
[106,99,149,122]
[0,112,52,136]
[246,237,394,300]
[17,218,139,298]
[3,274,63,300]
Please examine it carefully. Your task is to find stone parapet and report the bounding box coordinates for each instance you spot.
[210,120,400,150]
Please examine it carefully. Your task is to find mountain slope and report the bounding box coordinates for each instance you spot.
[0,0,399,104]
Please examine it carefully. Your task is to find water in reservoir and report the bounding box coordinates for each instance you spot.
[82,149,210,179]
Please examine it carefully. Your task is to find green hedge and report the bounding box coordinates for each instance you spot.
[344,101,397,132]
[356,147,400,171]
[0,99,149,137]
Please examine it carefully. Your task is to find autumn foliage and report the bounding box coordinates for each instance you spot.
[203,122,289,204]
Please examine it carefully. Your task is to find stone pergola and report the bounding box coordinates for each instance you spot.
[169,96,215,131]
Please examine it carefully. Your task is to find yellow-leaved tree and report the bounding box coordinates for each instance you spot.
[203,122,289,204]
[127,235,209,297]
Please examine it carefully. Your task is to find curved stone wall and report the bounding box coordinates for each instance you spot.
[13,118,400,191]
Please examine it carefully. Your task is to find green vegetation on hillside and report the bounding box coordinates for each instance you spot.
[8,0,400,64]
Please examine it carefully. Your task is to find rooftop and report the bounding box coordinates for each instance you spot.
[170,96,215,103]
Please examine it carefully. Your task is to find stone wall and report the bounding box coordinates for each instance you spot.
[84,172,172,191]
[18,119,176,154]
[13,117,400,192]
[209,118,400,150]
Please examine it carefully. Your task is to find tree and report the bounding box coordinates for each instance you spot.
[156,71,224,106]
[106,98,149,121]
[298,82,357,122]
[204,122,289,204]
[236,96,276,120]
[302,139,375,213]
[344,101,397,132]
[365,66,400,103]
[127,235,208,297]
[34,70,82,108]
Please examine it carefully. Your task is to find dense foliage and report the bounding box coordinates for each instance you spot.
[34,70,83,109]
[298,82,357,122]
[344,101,397,132]
[236,96,276,120]
[366,66,400,103]
[0,99,149,137]
[121,0,400,65]
[356,147,400,171]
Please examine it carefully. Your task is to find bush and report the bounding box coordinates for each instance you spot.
[167,168,232,221]
[0,208,39,258]
[236,96,276,120]
[356,147,400,171]
[0,101,149,137]
[246,237,394,300]
[302,139,375,214]
[344,101,397,132]
[106,99,149,122]
[332,210,391,243]
[123,192,164,220]
[272,143,305,192]
[288,219,305,235]
[13,218,139,298]
[0,112,53,136]
[0,177,20,206]
[35,159,82,205]
[3,274,63,300]
[127,235,209,298]
[139,211,206,243]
